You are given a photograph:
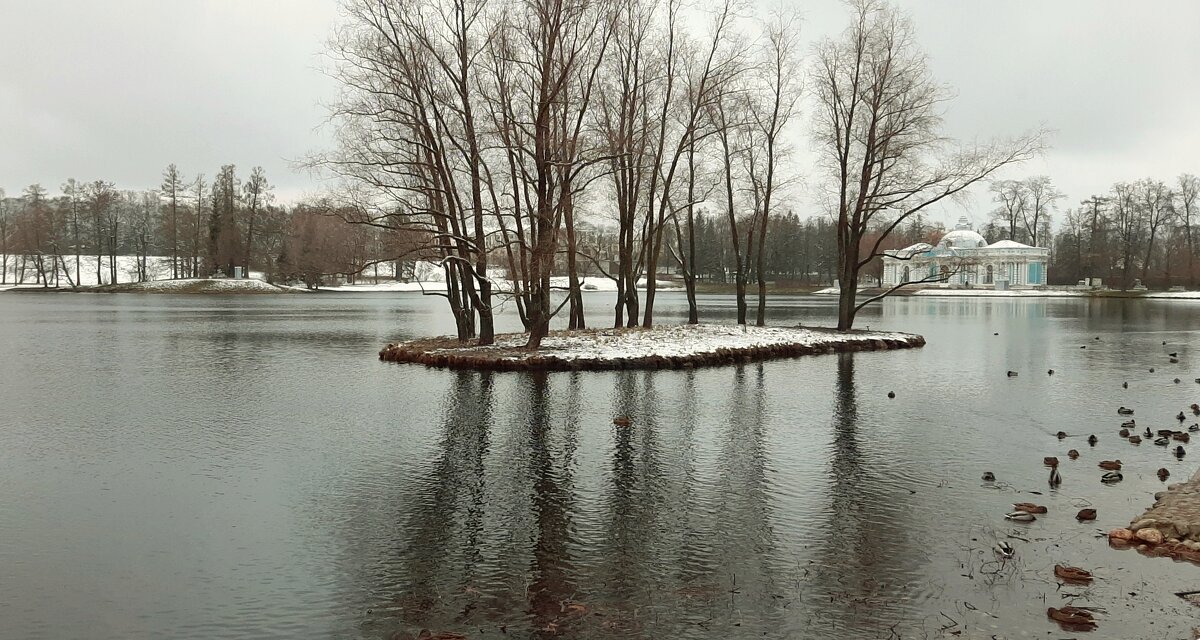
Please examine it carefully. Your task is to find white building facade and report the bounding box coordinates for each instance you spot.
[881,217,1050,288]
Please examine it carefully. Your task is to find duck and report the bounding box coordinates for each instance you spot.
[1076,508,1097,521]
[1123,381,1129,388]
[994,541,1015,559]
[1049,467,1062,487]
[1158,468,1171,481]
[1192,403,1199,413]
[1056,431,1068,439]
[1119,428,1130,438]
[1118,407,1134,415]
[1121,419,1136,428]
[1169,352,1178,357]
[1005,511,1037,522]
[1047,605,1098,631]
[1150,367,1156,373]
[1145,427,1154,438]
[1171,358,1180,364]
[1176,445,1187,458]
[1043,456,1059,467]
[1067,449,1080,459]
[1006,370,1018,377]
[1178,411,1187,422]
[1176,378,1182,383]
[1190,424,1199,433]
[613,416,632,427]
[1173,432,1190,443]
[1054,565,1094,583]
[1047,369,1055,375]
[1087,434,1098,446]
[1154,436,1170,446]
[981,471,996,482]
[1129,435,1143,444]
[1101,471,1123,483]
[1013,502,1048,514]
[1158,429,1175,437]
[1098,460,1122,470]
[887,391,895,398]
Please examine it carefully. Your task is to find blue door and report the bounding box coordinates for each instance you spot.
[1028,262,1042,285]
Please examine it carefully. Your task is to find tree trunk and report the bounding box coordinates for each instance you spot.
[837,266,858,331]
[685,143,699,325]
[564,183,585,330]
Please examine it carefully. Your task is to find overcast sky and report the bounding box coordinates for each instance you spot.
[1,0,1197,228]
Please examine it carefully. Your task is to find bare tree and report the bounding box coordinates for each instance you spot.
[191,174,207,278]
[242,166,273,276]
[1110,181,1138,289]
[487,0,612,347]
[989,179,1027,242]
[812,0,1040,330]
[161,164,184,278]
[84,180,116,284]
[1135,177,1171,281]
[323,0,506,343]
[61,178,84,286]
[21,185,51,286]
[640,0,741,327]
[1177,173,1199,287]
[748,9,800,326]
[710,81,751,324]
[1022,175,1060,247]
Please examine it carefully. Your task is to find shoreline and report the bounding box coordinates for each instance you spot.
[0,279,303,295]
[379,324,925,371]
[7,280,1200,301]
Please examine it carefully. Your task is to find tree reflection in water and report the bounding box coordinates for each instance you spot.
[809,353,933,636]
[525,371,579,637]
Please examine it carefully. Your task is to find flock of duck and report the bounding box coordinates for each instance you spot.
[978,340,1196,632]
[988,400,1194,525]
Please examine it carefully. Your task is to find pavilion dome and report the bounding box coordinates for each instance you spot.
[937,229,987,249]
[901,242,933,253]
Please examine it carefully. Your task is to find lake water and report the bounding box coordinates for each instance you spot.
[1,291,1198,639]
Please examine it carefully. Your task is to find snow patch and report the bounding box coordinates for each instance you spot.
[100,278,300,294]
[1141,291,1200,300]
[321,276,678,293]
[911,289,1088,297]
[417,324,914,362]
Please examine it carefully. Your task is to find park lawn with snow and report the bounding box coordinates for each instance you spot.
[90,278,301,294]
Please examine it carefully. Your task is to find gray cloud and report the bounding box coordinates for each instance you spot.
[1,0,1196,224]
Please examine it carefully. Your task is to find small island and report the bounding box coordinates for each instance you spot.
[379,324,925,371]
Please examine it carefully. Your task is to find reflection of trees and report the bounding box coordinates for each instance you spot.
[354,365,796,638]
[363,370,493,635]
[600,371,662,600]
[708,363,781,630]
[811,353,928,635]
[525,371,579,637]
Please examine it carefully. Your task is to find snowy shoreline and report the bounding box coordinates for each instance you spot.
[813,287,1200,300]
[1,278,302,294]
[379,324,925,371]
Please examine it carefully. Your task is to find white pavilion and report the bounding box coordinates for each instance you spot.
[881,217,1050,289]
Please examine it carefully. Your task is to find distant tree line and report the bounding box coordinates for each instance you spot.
[0,165,386,288]
[1047,175,1199,289]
